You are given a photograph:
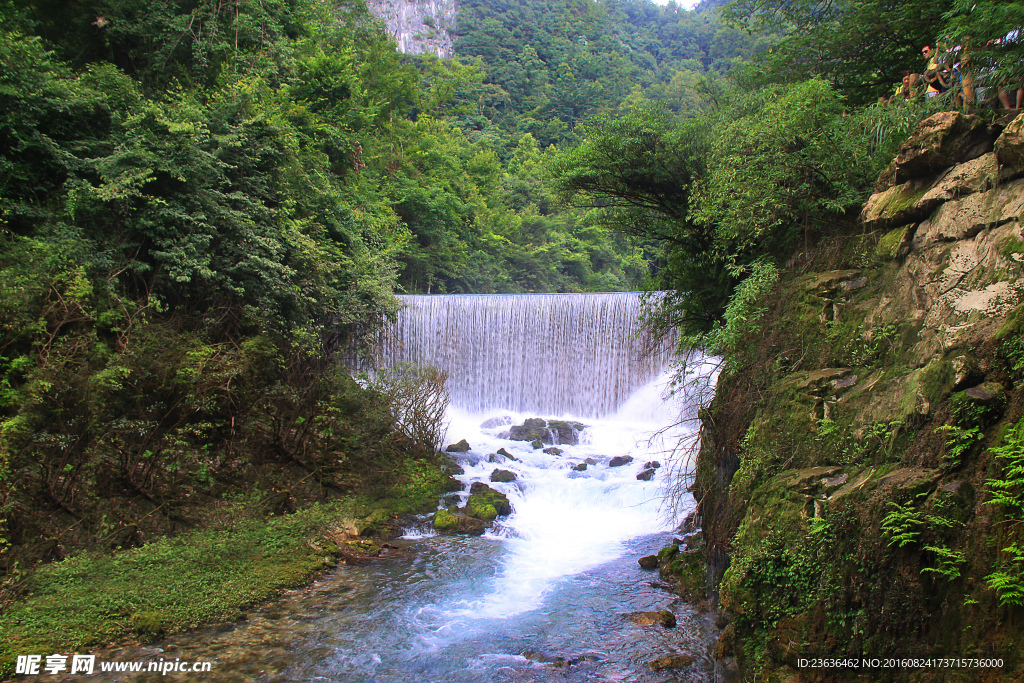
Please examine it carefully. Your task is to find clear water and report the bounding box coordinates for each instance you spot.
[94,295,718,682]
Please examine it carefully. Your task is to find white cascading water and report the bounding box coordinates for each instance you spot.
[381,293,717,632]
[370,292,678,417]
[103,293,718,682]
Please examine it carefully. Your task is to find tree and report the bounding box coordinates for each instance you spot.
[722,0,953,103]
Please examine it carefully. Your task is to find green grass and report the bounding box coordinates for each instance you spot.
[0,456,449,675]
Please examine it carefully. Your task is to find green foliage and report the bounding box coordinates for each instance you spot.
[979,418,1024,605]
[986,417,1024,519]
[722,0,952,104]
[695,79,874,261]
[451,0,758,148]
[0,496,434,668]
[936,424,983,469]
[921,544,967,580]
[882,499,927,548]
[941,0,1024,94]
[882,492,962,549]
[987,543,1024,607]
[685,260,779,371]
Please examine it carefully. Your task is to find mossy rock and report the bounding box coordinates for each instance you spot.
[433,509,459,531]
[638,554,658,569]
[547,420,584,445]
[445,439,471,453]
[468,502,498,521]
[490,469,517,483]
[657,544,679,562]
[661,549,704,600]
[466,482,511,518]
[509,417,551,444]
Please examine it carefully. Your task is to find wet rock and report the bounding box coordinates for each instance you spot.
[638,554,659,570]
[455,517,488,535]
[434,509,488,536]
[573,462,588,471]
[496,447,519,461]
[629,610,676,627]
[547,420,585,445]
[530,438,543,450]
[490,469,517,483]
[480,415,513,429]
[442,459,465,475]
[432,509,459,531]
[445,439,471,453]
[642,461,661,469]
[609,456,634,467]
[509,417,549,443]
[648,654,695,670]
[542,447,563,455]
[522,650,553,663]
[680,531,704,551]
[487,453,505,463]
[585,457,597,465]
[637,468,656,481]
[467,482,512,518]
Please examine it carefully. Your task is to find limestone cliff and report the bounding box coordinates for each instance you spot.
[365,0,456,58]
[693,112,1024,681]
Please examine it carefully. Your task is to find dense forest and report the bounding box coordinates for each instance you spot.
[4,0,1024,675]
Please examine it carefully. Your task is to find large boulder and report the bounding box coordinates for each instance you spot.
[467,482,512,519]
[432,509,459,531]
[432,509,487,535]
[509,417,549,443]
[875,112,995,191]
[995,112,1024,172]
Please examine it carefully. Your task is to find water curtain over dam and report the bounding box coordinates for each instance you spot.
[372,292,677,417]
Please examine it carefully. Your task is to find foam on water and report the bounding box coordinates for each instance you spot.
[413,366,711,628]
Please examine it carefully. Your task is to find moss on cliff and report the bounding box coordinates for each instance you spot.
[696,195,1024,679]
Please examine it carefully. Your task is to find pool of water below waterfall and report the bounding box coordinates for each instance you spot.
[93,371,717,682]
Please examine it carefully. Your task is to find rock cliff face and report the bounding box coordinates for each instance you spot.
[694,112,1024,680]
[365,0,456,57]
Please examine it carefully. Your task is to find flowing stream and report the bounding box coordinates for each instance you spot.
[101,293,717,682]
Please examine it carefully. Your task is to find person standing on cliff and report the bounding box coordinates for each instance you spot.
[922,44,949,97]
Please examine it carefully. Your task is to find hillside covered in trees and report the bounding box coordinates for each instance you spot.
[5,0,1024,676]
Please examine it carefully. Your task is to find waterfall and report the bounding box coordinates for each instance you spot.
[370,292,677,418]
